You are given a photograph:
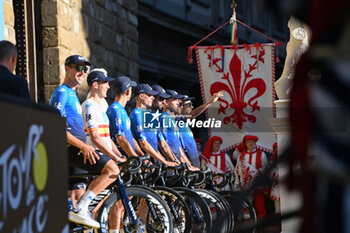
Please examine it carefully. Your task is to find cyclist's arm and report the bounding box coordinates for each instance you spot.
[110,139,124,158]
[158,140,179,162]
[66,131,99,165]
[51,92,98,165]
[89,130,124,162]
[200,156,207,169]
[186,92,224,119]
[117,135,139,157]
[139,139,176,165]
[133,138,144,156]
[179,146,199,170]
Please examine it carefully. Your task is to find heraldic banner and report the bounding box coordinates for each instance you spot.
[196,43,276,152]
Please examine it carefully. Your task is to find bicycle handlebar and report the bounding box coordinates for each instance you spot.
[118,156,142,173]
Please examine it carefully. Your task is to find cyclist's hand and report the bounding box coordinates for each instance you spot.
[81,144,99,165]
[188,165,200,171]
[146,160,153,166]
[115,157,127,163]
[209,91,224,104]
[165,161,178,167]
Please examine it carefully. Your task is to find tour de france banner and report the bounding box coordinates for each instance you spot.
[196,43,276,152]
[0,100,68,232]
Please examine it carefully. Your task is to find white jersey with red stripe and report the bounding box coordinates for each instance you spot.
[82,98,112,150]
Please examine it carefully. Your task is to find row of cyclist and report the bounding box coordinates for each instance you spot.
[50,55,277,233]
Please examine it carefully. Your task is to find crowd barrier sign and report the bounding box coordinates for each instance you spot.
[0,97,68,232]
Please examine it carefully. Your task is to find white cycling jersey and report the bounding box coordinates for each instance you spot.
[82,98,112,150]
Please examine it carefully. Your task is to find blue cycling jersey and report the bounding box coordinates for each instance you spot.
[129,108,164,152]
[50,84,86,142]
[161,112,182,160]
[107,102,135,149]
[177,116,199,165]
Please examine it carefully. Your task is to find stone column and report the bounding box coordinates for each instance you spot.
[269,100,302,233]
[269,16,311,233]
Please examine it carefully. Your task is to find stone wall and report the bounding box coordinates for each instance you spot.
[3,0,15,43]
[41,0,139,102]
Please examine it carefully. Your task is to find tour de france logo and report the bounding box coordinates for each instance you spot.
[0,124,49,232]
[33,141,48,191]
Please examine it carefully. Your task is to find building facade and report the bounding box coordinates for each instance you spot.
[2,0,288,138]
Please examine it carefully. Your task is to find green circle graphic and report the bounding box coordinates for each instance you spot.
[33,142,48,191]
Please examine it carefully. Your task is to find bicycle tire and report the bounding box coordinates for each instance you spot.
[174,187,212,233]
[153,186,192,233]
[219,191,257,233]
[193,189,230,233]
[207,190,235,233]
[97,186,174,233]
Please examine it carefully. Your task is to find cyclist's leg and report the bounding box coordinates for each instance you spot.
[68,167,88,208]
[69,148,119,210]
[97,186,174,233]
[87,159,119,195]
[109,200,124,231]
[68,146,119,228]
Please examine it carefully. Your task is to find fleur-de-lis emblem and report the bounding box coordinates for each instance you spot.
[208,44,266,129]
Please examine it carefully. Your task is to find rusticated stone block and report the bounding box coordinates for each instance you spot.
[41,0,58,27]
[96,0,106,8]
[4,26,16,43]
[127,12,138,26]
[128,61,138,79]
[126,26,138,42]
[44,84,60,103]
[42,27,58,47]
[124,0,137,13]
[129,41,139,60]
[115,54,129,74]
[4,2,14,27]
[43,47,61,85]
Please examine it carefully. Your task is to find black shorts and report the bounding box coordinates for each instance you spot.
[67,145,111,174]
[68,167,89,190]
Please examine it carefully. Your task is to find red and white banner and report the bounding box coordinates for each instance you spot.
[196,43,276,152]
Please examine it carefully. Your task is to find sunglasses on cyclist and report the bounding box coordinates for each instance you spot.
[70,65,88,73]
[183,102,192,107]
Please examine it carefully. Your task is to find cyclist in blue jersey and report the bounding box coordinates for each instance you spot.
[50,55,120,229]
[162,89,199,170]
[129,84,179,166]
[107,76,144,157]
[151,85,182,162]
[176,92,223,167]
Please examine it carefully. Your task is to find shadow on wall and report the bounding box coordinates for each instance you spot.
[80,0,139,106]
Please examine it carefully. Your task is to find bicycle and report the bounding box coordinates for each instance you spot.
[69,155,174,233]
[205,170,258,233]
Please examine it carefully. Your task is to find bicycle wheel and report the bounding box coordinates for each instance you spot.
[153,186,192,233]
[219,191,257,233]
[97,186,174,233]
[208,190,235,233]
[218,193,235,232]
[193,189,230,233]
[174,187,212,233]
